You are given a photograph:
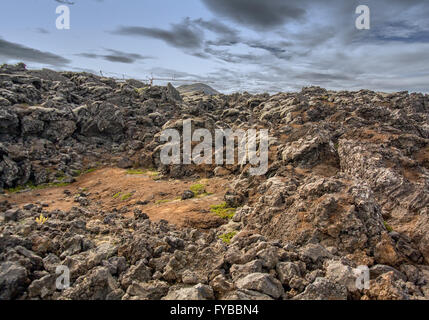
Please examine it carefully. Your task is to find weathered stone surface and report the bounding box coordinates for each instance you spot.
[235,273,284,299]
[0,65,428,301]
[162,284,214,300]
[293,278,348,300]
[0,261,28,300]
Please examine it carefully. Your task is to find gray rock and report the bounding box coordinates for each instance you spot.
[126,280,169,300]
[120,260,152,289]
[28,274,56,298]
[276,262,301,286]
[370,265,407,282]
[299,244,333,264]
[222,289,274,300]
[235,273,284,299]
[162,284,214,300]
[0,261,28,300]
[61,266,120,300]
[293,277,347,300]
[4,209,19,222]
[230,260,263,281]
[325,260,361,293]
[181,190,195,200]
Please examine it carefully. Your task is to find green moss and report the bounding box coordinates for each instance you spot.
[85,168,97,174]
[72,170,82,177]
[146,170,160,177]
[135,87,148,95]
[219,232,237,244]
[210,202,236,219]
[196,192,213,198]
[126,169,146,175]
[126,169,160,178]
[5,184,32,193]
[384,221,394,232]
[72,167,97,177]
[190,183,206,196]
[121,193,133,201]
[6,181,70,193]
[155,199,171,205]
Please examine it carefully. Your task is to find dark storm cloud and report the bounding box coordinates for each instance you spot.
[111,19,204,49]
[193,19,239,38]
[76,49,150,64]
[105,0,429,93]
[201,0,306,30]
[0,38,70,66]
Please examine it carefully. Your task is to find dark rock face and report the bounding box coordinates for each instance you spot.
[1,63,429,300]
[0,261,28,300]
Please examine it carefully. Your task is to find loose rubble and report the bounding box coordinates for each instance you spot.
[1,63,429,300]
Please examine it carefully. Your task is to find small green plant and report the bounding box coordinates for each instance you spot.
[72,168,97,177]
[112,192,121,199]
[126,169,146,175]
[126,169,160,179]
[84,168,97,174]
[35,214,48,225]
[210,202,236,219]
[121,193,133,201]
[6,181,70,193]
[135,87,147,95]
[219,232,237,244]
[72,169,82,177]
[6,184,32,193]
[190,183,205,196]
[146,170,160,177]
[384,221,393,232]
[189,183,212,198]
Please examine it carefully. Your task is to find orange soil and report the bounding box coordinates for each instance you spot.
[3,168,231,229]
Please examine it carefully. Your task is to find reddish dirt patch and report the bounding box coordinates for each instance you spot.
[3,168,231,229]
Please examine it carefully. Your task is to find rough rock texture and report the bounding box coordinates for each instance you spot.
[1,64,429,300]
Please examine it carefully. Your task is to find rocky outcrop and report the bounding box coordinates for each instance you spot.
[1,63,428,300]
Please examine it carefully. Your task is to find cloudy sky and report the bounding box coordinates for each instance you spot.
[0,0,428,93]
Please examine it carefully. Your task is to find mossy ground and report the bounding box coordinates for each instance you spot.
[219,231,237,244]
[210,202,236,219]
[6,181,70,193]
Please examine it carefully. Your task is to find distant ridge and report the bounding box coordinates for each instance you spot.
[177,83,220,95]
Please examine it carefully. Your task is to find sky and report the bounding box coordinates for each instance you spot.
[0,0,428,94]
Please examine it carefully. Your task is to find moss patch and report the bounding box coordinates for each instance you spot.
[189,182,212,198]
[384,221,394,232]
[126,169,146,175]
[190,183,205,195]
[210,202,236,219]
[219,232,237,244]
[6,181,70,193]
[121,193,133,201]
